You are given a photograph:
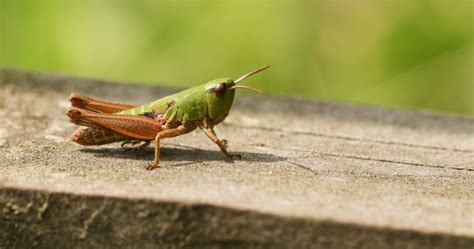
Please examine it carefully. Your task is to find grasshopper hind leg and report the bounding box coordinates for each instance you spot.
[69,93,137,113]
[68,107,174,170]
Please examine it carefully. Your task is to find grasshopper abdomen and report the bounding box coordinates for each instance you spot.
[71,127,128,145]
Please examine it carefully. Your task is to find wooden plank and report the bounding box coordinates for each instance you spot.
[0,69,473,248]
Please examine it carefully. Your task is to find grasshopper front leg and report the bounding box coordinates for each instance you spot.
[199,126,241,160]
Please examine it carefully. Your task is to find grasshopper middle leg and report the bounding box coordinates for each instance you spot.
[121,140,151,151]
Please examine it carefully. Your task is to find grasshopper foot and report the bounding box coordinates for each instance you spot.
[221,139,228,148]
[230,153,242,160]
[224,152,241,160]
[145,163,160,171]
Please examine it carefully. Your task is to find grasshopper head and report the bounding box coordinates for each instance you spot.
[205,65,270,123]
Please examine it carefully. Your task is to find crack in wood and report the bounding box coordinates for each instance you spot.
[286,161,319,175]
[311,151,474,172]
[78,200,107,240]
[251,145,474,172]
[224,123,474,153]
[160,140,474,172]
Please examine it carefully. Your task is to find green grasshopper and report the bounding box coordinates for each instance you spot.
[67,65,270,170]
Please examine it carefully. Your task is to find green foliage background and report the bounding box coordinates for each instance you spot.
[1,0,472,114]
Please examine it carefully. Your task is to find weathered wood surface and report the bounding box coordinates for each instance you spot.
[0,68,473,248]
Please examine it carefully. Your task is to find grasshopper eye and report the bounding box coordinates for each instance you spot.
[214,83,227,98]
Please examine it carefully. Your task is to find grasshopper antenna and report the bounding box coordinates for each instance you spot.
[234,65,270,84]
[229,85,262,94]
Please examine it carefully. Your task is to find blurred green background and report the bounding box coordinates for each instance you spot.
[1,0,472,114]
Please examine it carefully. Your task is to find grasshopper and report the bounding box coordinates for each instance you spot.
[67,65,270,170]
